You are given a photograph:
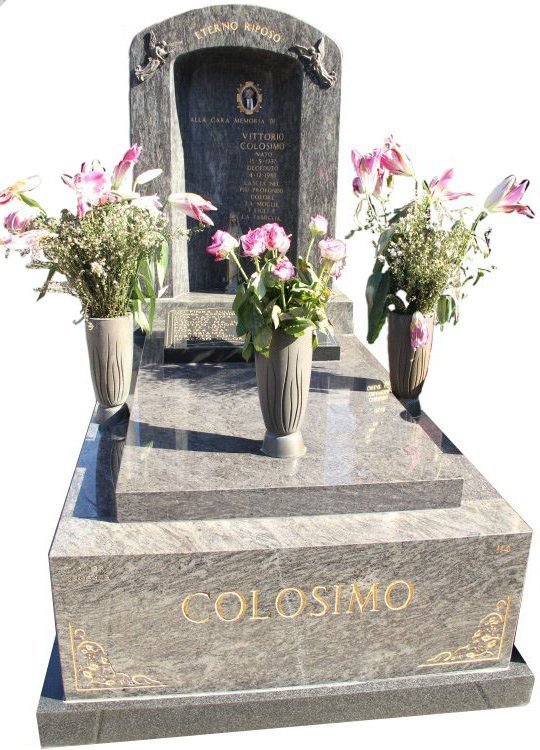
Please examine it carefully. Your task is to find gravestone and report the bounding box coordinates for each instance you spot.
[129,5,347,359]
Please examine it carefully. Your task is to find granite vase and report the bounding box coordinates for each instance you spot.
[255,328,313,458]
[85,315,133,412]
[387,312,434,409]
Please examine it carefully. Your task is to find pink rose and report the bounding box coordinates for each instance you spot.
[272,256,295,280]
[309,214,328,236]
[263,223,291,253]
[240,226,267,256]
[206,230,239,261]
[329,259,346,279]
[319,238,346,263]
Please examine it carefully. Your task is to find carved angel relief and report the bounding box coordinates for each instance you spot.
[289,37,337,89]
[135,30,171,83]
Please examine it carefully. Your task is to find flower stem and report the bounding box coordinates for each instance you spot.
[280,283,287,311]
[230,251,249,282]
[305,236,315,263]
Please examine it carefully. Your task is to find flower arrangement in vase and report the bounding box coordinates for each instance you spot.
[349,136,534,412]
[1,145,216,417]
[204,217,347,457]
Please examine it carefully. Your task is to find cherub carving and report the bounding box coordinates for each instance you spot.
[135,30,171,83]
[288,38,337,89]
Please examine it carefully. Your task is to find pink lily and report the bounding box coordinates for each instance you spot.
[111,144,142,193]
[381,136,414,177]
[352,148,384,196]
[0,175,41,205]
[62,162,110,218]
[484,175,535,218]
[4,204,40,233]
[410,312,430,352]
[429,169,473,201]
[0,228,54,258]
[168,192,217,225]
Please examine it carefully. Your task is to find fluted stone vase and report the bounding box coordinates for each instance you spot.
[255,328,313,458]
[387,311,434,415]
[85,315,133,416]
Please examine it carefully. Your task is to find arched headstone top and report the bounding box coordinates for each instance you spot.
[130,4,341,297]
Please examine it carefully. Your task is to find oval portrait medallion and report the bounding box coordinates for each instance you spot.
[236,81,262,116]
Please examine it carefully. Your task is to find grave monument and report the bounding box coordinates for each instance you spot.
[36,6,533,747]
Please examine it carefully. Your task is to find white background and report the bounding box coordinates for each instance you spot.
[1,0,539,747]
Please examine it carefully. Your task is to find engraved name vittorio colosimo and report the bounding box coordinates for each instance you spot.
[181,580,415,624]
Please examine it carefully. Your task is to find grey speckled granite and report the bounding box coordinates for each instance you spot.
[114,335,464,521]
[37,641,533,747]
[47,335,532,702]
[130,5,342,295]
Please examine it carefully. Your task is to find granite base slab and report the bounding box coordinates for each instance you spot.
[36,641,534,748]
[114,335,464,522]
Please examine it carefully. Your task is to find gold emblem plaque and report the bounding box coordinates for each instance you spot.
[236,81,262,115]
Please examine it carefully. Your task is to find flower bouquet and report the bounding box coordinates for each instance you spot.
[349,136,534,408]
[204,217,347,457]
[1,146,215,414]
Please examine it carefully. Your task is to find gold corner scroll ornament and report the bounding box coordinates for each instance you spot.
[69,625,165,691]
[418,596,511,669]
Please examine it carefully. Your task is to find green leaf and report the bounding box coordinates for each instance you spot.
[366,271,390,344]
[242,340,254,361]
[157,239,169,289]
[36,267,56,301]
[253,326,272,351]
[377,225,397,253]
[19,192,46,214]
[271,304,281,329]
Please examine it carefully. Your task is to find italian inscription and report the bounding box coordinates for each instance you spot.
[176,46,301,289]
[181,580,415,624]
[165,308,240,347]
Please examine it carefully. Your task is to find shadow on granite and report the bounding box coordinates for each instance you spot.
[73,406,130,521]
[133,423,261,454]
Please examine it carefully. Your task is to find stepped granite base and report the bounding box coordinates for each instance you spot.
[37,641,533,747]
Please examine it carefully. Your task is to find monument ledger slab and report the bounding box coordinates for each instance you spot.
[114,336,463,521]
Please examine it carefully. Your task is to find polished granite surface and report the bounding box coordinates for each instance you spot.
[114,335,464,521]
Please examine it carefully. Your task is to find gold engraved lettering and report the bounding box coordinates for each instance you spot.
[347,582,380,614]
[181,580,416,624]
[215,591,247,622]
[181,592,211,624]
[310,585,330,617]
[385,580,415,610]
[333,584,343,615]
[192,19,279,43]
[275,587,306,618]
[250,589,270,620]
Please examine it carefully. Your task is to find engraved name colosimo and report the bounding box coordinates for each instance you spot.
[181,580,415,624]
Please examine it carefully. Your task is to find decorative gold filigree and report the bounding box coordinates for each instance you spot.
[69,625,164,691]
[418,596,511,668]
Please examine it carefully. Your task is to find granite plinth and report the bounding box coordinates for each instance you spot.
[48,335,531,702]
[114,335,464,522]
[164,305,341,362]
[37,641,534,748]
